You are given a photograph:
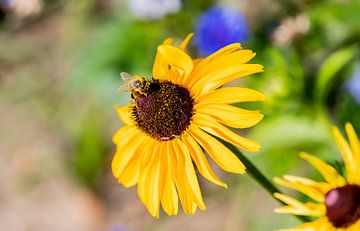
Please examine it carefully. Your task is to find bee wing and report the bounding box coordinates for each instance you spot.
[120,72,133,81]
[117,82,130,92]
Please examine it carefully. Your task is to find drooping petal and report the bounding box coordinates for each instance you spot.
[181,131,227,188]
[152,38,173,80]
[160,142,179,216]
[157,45,193,82]
[299,152,346,187]
[188,124,246,174]
[174,138,206,210]
[345,123,360,184]
[167,140,197,214]
[273,176,326,202]
[274,193,326,217]
[194,103,264,129]
[144,146,161,218]
[114,104,134,125]
[137,139,158,206]
[195,87,267,104]
[192,113,260,151]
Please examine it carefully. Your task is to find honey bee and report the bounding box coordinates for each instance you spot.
[118,72,151,99]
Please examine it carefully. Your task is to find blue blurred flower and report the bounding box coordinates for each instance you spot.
[194,6,250,56]
[347,65,360,104]
[127,0,181,20]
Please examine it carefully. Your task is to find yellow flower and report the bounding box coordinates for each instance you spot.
[112,34,265,218]
[274,123,360,231]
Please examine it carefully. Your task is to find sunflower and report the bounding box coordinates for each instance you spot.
[274,123,360,231]
[112,34,265,218]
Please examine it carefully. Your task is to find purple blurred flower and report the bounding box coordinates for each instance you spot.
[194,6,250,56]
[0,0,10,5]
[107,226,129,231]
[347,65,360,104]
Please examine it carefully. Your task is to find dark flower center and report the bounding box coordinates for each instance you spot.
[132,80,194,141]
[325,184,360,228]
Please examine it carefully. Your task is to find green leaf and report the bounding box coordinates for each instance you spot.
[315,46,356,105]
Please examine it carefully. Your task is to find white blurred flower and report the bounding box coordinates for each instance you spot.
[9,0,43,18]
[272,14,310,47]
[126,0,181,20]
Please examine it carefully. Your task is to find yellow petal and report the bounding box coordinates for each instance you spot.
[194,103,264,129]
[345,123,360,184]
[157,45,193,82]
[274,193,326,217]
[333,126,357,184]
[167,140,196,214]
[195,87,267,104]
[152,38,173,80]
[137,139,158,205]
[275,217,332,231]
[299,152,346,187]
[174,139,206,210]
[193,64,263,98]
[116,135,150,187]
[144,149,161,218]
[273,176,325,202]
[192,113,260,151]
[180,33,194,50]
[114,105,133,125]
[188,124,246,174]
[160,143,179,216]
[181,132,227,188]
[187,44,242,85]
[112,126,142,177]
[190,49,256,87]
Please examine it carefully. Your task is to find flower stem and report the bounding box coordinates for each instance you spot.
[218,138,310,223]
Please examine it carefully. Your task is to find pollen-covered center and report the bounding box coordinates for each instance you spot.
[132,80,194,141]
[325,184,360,228]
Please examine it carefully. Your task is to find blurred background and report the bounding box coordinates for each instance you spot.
[0,0,359,230]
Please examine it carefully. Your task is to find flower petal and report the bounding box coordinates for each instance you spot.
[167,140,197,214]
[114,105,133,125]
[152,38,173,80]
[138,140,160,218]
[194,103,264,129]
[345,123,360,184]
[299,152,346,187]
[273,176,326,202]
[180,33,194,50]
[174,138,206,210]
[188,124,246,174]
[197,64,263,98]
[112,126,142,177]
[333,126,358,184]
[195,87,267,104]
[160,143,179,216]
[181,131,227,188]
[192,113,260,151]
[275,217,332,231]
[274,193,326,217]
[157,45,193,82]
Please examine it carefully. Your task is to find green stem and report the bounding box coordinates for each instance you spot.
[218,138,311,223]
